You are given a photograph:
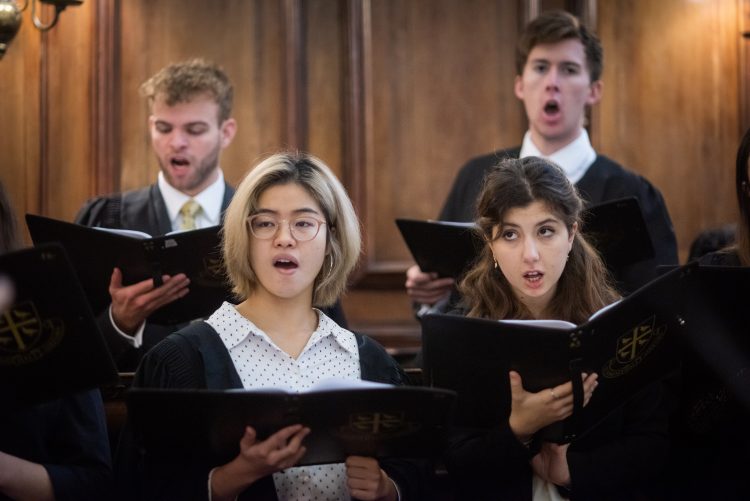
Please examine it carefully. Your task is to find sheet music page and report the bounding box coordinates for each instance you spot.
[498,319,577,329]
[93,227,152,239]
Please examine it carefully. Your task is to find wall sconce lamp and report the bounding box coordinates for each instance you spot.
[0,0,83,59]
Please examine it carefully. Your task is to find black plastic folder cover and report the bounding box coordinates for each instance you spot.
[127,381,456,466]
[681,264,750,411]
[421,263,691,443]
[395,219,481,278]
[581,196,654,268]
[0,244,118,405]
[396,196,654,279]
[25,213,233,325]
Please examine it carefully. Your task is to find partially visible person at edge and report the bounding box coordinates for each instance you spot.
[663,127,750,500]
[116,152,426,500]
[75,59,347,371]
[442,157,669,500]
[405,10,677,313]
[0,180,113,500]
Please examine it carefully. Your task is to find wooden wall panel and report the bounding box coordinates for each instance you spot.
[119,0,287,192]
[0,0,94,232]
[342,0,524,345]
[304,0,346,179]
[593,0,740,261]
[0,2,41,236]
[365,0,523,272]
[43,1,95,221]
[0,0,746,353]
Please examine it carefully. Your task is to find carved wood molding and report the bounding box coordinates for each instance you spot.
[283,0,307,150]
[91,0,120,196]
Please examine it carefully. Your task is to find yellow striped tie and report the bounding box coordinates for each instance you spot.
[179,199,202,230]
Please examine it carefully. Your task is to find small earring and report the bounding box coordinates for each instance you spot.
[493,259,498,269]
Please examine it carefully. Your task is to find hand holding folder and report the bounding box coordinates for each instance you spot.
[421,263,691,443]
[127,379,456,466]
[25,214,233,325]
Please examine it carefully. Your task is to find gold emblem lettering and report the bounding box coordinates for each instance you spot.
[616,322,654,364]
[0,301,65,367]
[0,302,42,353]
[602,315,667,379]
[350,412,405,434]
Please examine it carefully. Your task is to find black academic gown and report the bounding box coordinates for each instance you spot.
[439,148,679,294]
[74,183,348,371]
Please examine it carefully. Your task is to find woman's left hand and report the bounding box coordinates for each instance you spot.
[531,442,571,487]
[345,456,397,501]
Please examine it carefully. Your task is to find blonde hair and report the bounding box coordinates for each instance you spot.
[223,152,361,306]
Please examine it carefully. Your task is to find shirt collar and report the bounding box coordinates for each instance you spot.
[157,169,225,227]
[518,129,597,184]
[210,302,358,356]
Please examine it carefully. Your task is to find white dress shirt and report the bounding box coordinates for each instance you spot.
[519,129,597,184]
[158,169,226,230]
[111,169,227,346]
[206,302,361,500]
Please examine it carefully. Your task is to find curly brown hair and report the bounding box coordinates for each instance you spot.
[140,58,233,123]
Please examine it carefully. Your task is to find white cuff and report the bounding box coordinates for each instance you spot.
[108,305,146,348]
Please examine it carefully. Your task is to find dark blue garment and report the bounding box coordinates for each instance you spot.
[0,389,112,500]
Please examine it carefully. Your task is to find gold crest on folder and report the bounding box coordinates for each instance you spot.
[335,412,418,440]
[602,315,667,378]
[0,301,64,367]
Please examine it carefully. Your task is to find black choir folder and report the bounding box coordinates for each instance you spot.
[127,380,456,466]
[25,213,233,325]
[680,264,750,411]
[0,244,118,406]
[421,263,692,443]
[395,219,481,278]
[396,197,654,279]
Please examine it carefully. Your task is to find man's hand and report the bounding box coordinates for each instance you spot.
[109,267,190,334]
[405,264,454,306]
[345,456,397,501]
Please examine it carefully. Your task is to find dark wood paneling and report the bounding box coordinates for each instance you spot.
[43,1,95,220]
[593,0,740,261]
[0,0,745,350]
[91,0,121,197]
[119,0,287,190]
[304,0,346,179]
[362,0,523,276]
[342,0,524,340]
[741,0,750,134]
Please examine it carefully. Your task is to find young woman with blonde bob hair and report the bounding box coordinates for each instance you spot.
[123,152,420,501]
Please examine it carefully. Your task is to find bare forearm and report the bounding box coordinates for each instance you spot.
[0,451,55,501]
